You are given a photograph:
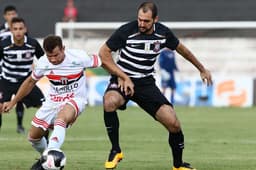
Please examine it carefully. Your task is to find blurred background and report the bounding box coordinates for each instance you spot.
[1,0,256,107]
[1,0,256,37]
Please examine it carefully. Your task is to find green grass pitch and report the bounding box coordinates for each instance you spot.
[0,106,256,170]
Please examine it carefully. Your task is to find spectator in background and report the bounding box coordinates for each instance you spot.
[159,49,178,103]
[62,0,78,22]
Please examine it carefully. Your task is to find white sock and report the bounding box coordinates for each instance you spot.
[48,119,66,149]
[30,137,47,154]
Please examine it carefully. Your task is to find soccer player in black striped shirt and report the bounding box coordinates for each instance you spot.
[99,2,212,170]
[0,5,18,40]
[0,17,44,133]
[0,5,18,131]
[0,5,18,87]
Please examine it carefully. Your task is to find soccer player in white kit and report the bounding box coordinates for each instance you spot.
[2,35,102,170]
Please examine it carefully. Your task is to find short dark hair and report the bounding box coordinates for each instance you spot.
[11,17,25,25]
[4,5,17,14]
[43,35,63,52]
[138,1,158,19]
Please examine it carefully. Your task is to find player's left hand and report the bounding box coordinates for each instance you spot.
[2,101,15,113]
[200,69,213,86]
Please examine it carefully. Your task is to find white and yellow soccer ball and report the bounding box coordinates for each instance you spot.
[41,148,66,170]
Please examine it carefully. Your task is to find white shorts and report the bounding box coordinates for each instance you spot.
[31,98,86,131]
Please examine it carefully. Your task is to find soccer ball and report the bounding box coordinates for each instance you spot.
[41,148,66,170]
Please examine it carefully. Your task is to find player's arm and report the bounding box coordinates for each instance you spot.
[176,42,212,86]
[2,75,38,113]
[99,44,127,79]
[99,43,134,96]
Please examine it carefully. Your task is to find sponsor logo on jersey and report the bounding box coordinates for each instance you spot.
[25,52,32,58]
[53,82,78,94]
[50,93,75,102]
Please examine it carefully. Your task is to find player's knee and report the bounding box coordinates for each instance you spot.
[103,94,120,111]
[27,134,41,144]
[169,120,181,132]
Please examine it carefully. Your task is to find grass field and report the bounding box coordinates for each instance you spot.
[0,106,256,170]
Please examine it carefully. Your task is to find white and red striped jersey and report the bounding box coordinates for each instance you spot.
[32,49,101,104]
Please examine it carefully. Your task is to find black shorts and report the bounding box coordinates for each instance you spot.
[0,79,44,108]
[105,75,172,119]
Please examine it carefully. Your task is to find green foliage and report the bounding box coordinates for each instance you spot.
[0,106,255,170]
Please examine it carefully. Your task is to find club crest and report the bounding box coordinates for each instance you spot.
[153,41,161,52]
[60,77,69,85]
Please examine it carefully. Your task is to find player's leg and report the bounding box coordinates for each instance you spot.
[156,105,195,170]
[0,79,15,129]
[133,81,195,170]
[104,90,125,151]
[28,125,48,170]
[28,125,48,154]
[16,102,25,133]
[10,83,26,133]
[103,78,128,169]
[29,102,55,170]
[47,102,77,149]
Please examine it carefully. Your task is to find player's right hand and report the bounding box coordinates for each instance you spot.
[200,69,213,86]
[118,77,134,96]
[2,101,15,113]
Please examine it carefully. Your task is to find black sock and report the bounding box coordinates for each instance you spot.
[169,130,184,168]
[16,102,24,127]
[104,110,121,152]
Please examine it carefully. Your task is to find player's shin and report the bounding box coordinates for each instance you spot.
[48,119,66,149]
[104,110,121,152]
[28,137,47,154]
[169,130,184,168]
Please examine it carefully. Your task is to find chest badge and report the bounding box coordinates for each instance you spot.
[153,41,161,52]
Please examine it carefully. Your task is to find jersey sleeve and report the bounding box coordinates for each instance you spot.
[165,29,180,50]
[81,51,102,68]
[69,49,101,68]
[34,40,45,59]
[106,24,127,51]
[31,58,45,80]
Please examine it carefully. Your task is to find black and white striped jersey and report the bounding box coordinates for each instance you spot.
[106,20,179,78]
[0,35,44,83]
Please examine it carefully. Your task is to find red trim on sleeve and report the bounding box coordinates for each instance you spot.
[92,54,99,67]
[32,71,43,80]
